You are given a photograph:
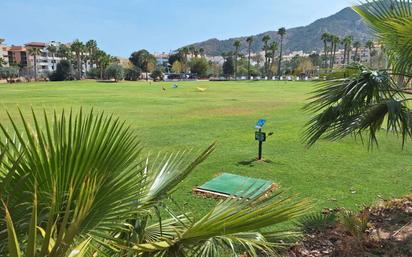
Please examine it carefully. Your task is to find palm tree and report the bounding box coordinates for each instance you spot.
[233,40,241,80]
[331,35,340,69]
[304,0,412,148]
[0,109,310,257]
[342,36,353,65]
[86,39,97,69]
[246,36,254,80]
[71,39,84,79]
[277,27,287,76]
[96,49,110,79]
[46,44,57,71]
[365,40,374,66]
[321,32,331,69]
[353,41,361,62]
[269,41,279,78]
[180,47,190,74]
[27,47,42,80]
[262,35,271,78]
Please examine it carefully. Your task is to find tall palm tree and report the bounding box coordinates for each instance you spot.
[321,32,331,69]
[46,44,57,71]
[353,41,361,62]
[27,47,42,80]
[304,0,412,148]
[277,27,287,76]
[331,35,340,69]
[96,49,110,79]
[262,35,271,78]
[269,41,279,78]
[246,36,254,80]
[71,39,84,80]
[365,40,374,66]
[0,109,310,257]
[342,36,353,65]
[180,47,190,74]
[233,40,241,80]
[86,39,97,69]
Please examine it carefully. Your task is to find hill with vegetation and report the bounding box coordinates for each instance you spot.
[186,7,373,56]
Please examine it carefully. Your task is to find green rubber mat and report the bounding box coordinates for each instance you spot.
[195,173,274,198]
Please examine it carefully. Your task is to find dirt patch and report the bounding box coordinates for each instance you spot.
[283,195,412,257]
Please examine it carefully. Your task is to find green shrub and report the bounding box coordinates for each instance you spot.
[49,60,75,81]
[0,66,19,80]
[300,212,337,232]
[339,209,369,239]
[105,64,124,82]
[87,67,101,79]
[124,66,142,81]
[150,69,163,81]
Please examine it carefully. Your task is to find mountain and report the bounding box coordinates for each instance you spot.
[185,7,373,56]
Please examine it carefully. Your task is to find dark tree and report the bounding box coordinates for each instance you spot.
[223,57,235,78]
[49,60,75,81]
[124,66,142,81]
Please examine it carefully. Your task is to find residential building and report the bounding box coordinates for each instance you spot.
[7,45,28,67]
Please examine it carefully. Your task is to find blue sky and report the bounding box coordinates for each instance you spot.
[1,0,352,57]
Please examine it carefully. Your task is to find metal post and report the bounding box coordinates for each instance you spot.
[258,128,263,160]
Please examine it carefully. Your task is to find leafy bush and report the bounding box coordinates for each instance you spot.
[324,65,361,80]
[49,60,75,81]
[124,66,142,81]
[339,209,369,239]
[0,66,19,80]
[87,67,101,79]
[300,212,337,232]
[150,69,163,81]
[105,64,124,82]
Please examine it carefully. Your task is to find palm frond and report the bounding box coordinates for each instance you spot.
[0,108,144,256]
[139,143,215,207]
[303,66,412,146]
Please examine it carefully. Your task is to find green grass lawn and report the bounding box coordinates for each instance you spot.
[1,80,411,215]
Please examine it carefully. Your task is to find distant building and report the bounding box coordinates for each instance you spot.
[0,39,98,78]
[7,45,28,67]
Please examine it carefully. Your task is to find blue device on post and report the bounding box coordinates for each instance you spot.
[255,119,266,129]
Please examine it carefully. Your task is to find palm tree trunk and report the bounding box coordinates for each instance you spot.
[323,42,327,69]
[77,54,81,80]
[34,55,37,80]
[328,43,333,70]
[234,53,237,80]
[271,52,276,79]
[277,36,283,76]
[248,46,251,80]
[343,47,347,65]
[369,47,372,67]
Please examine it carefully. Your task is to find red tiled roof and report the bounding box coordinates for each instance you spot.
[25,42,46,47]
[9,45,26,51]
